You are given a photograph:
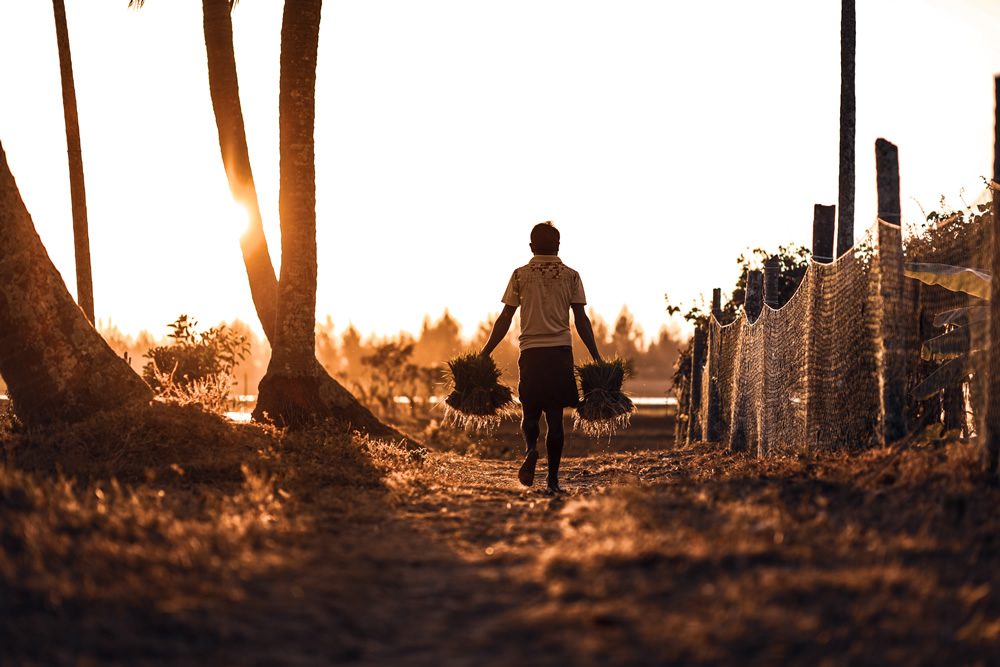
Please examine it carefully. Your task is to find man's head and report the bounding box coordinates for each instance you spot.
[529,221,560,255]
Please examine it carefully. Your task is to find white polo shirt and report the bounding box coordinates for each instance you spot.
[502,255,587,350]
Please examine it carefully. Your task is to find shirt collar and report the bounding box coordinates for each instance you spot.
[529,255,562,264]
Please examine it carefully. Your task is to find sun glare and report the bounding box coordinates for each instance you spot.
[227,199,251,239]
[198,196,252,243]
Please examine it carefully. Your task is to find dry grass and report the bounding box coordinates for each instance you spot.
[147,360,237,416]
[0,401,431,664]
[2,402,266,487]
[3,402,1000,664]
[503,439,1000,663]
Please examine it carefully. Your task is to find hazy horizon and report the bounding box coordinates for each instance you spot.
[96,302,689,352]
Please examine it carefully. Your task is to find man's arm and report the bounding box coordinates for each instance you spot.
[480,304,517,356]
[572,303,602,361]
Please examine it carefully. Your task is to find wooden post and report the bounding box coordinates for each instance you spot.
[985,74,1000,475]
[705,289,722,442]
[876,138,906,445]
[808,205,836,449]
[745,270,763,322]
[674,386,687,445]
[764,256,780,308]
[837,0,856,258]
[813,204,836,264]
[687,327,707,444]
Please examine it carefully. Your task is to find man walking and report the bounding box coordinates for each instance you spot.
[480,221,602,493]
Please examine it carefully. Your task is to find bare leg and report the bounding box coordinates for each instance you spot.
[544,407,565,491]
[518,404,542,486]
[521,405,542,452]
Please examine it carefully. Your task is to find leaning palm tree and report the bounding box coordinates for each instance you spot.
[0,140,152,425]
[52,0,95,323]
[131,0,405,436]
[199,0,275,336]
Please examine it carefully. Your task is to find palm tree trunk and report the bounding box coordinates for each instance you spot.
[0,141,151,426]
[201,0,405,437]
[52,0,94,323]
[252,0,325,426]
[272,0,322,377]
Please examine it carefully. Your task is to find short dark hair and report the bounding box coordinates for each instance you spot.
[530,221,560,254]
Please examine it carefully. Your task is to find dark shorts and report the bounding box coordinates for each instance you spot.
[518,346,579,410]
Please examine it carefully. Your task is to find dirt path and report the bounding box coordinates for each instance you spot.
[266,450,677,666]
[210,452,664,665]
[360,451,675,665]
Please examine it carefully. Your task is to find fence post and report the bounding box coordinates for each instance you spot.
[985,74,1000,475]
[705,289,722,442]
[837,0,856,258]
[813,204,836,264]
[803,205,835,454]
[745,270,763,322]
[758,256,782,456]
[686,326,706,444]
[674,385,687,446]
[764,256,781,308]
[876,138,906,446]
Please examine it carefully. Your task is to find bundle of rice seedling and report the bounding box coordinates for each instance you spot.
[574,357,636,437]
[442,352,518,432]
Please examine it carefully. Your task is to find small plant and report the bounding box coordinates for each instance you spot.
[575,357,636,437]
[442,352,518,432]
[142,315,250,414]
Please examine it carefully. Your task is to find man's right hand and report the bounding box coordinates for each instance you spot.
[480,305,517,359]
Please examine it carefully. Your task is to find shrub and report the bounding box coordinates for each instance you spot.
[142,315,250,413]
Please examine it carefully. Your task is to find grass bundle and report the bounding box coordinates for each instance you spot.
[442,352,518,432]
[574,357,636,437]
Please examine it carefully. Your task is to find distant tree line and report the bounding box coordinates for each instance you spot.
[318,307,682,421]
[8,307,682,423]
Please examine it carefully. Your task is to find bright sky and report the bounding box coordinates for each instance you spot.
[1,1,999,345]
